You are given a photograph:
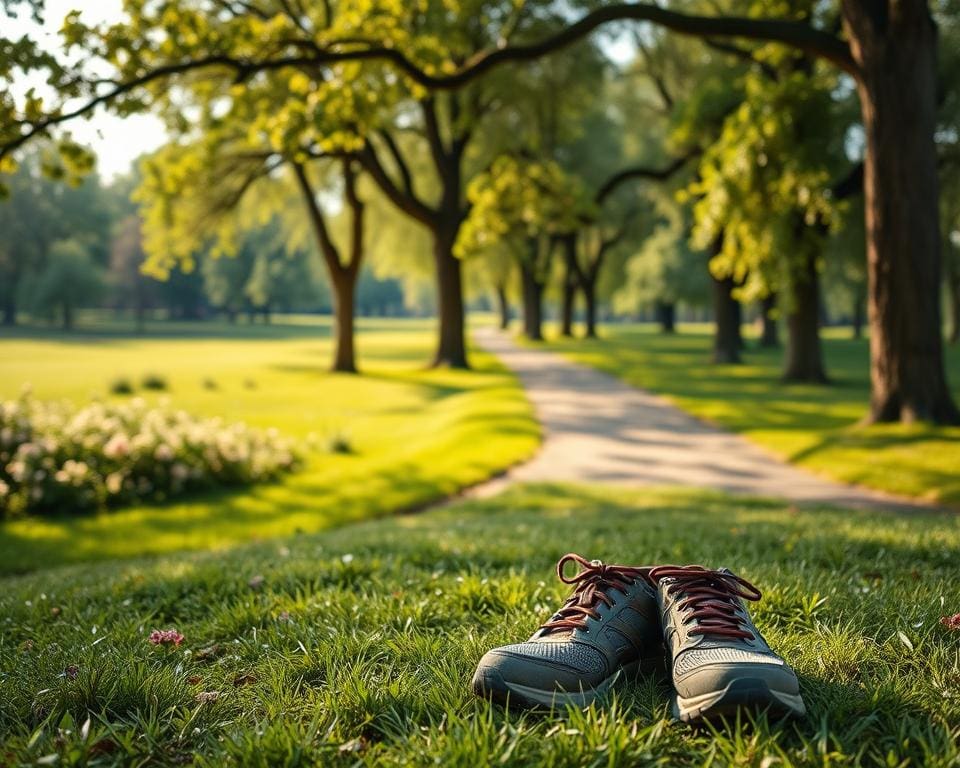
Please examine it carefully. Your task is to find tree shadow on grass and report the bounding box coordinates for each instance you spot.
[0,316,434,345]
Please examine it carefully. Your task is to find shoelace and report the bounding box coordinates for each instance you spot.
[540,553,651,633]
[649,565,762,641]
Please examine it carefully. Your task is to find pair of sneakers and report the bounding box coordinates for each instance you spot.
[472,554,806,723]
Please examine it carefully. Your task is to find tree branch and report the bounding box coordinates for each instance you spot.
[419,3,857,86]
[358,140,436,227]
[341,157,365,274]
[420,97,449,171]
[702,38,779,81]
[0,3,856,161]
[292,161,344,275]
[831,161,863,200]
[375,128,417,201]
[634,32,674,110]
[595,151,697,205]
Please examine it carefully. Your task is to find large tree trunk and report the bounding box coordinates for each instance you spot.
[62,301,73,332]
[520,259,544,342]
[432,228,469,367]
[842,3,959,423]
[783,252,828,383]
[759,293,779,348]
[852,288,865,340]
[134,276,146,335]
[495,282,510,331]
[2,294,16,326]
[712,275,742,364]
[561,270,577,337]
[947,254,960,345]
[331,272,358,373]
[583,277,598,338]
[949,277,960,346]
[656,300,676,333]
[560,237,579,337]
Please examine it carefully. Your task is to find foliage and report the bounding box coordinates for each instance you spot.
[457,156,592,261]
[0,150,111,321]
[614,188,709,313]
[24,239,105,327]
[109,377,135,396]
[0,394,299,517]
[0,484,958,764]
[681,42,854,304]
[141,373,169,391]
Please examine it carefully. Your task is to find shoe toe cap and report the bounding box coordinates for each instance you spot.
[473,641,607,695]
[673,648,800,699]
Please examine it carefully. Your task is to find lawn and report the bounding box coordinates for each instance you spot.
[0,316,539,575]
[540,324,960,506]
[1,483,958,766]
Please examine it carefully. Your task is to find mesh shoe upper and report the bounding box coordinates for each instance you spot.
[651,566,801,702]
[473,554,662,703]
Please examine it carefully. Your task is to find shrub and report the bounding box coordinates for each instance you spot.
[110,377,135,396]
[325,430,354,455]
[141,373,169,391]
[0,394,299,518]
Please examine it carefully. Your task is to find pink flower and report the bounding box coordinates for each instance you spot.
[148,628,185,646]
[941,614,960,631]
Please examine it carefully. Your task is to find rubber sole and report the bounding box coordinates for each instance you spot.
[472,658,654,710]
[672,678,806,724]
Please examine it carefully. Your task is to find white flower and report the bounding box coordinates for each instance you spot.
[154,444,174,462]
[103,434,130,459]
[106,472,124,495]
[0,481,8,497]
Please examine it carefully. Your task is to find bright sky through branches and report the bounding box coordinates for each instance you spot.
[8,2,635,180]
[8,0,168,179]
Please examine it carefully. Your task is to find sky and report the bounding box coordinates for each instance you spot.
[9,0,169,180]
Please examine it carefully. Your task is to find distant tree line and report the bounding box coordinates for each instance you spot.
[0,152,408,331]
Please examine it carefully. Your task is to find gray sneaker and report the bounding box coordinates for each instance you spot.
[472,554,661,709]
[650,565,806,723]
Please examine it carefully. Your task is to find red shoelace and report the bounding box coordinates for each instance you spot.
[649,565,762,641]
[540,553,651,633]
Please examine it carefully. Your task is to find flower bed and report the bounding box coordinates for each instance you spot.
[0,395,299,517]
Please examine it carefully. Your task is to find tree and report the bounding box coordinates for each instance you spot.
[28,239,104,330]
[293,159,365,371]
[614,189,710,332]
[685,44,853,383]
[457,155,590,341]
[2,0,957,420]
[133,69,370,372]
[109,214,152,332]
[0,153,51,325]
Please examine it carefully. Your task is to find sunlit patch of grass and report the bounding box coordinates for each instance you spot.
[541,323,960,505]
[0,484,957,766]
[0,317,539,574]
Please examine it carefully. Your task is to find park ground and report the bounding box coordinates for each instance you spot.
[0,317,538,574]
[539,323,960,505]
[1,485,958,766]
[2,317,960,766]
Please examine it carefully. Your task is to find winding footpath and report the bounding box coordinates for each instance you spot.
[473,327,938,513]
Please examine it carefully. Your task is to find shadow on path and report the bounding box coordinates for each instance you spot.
[472,328,943,514]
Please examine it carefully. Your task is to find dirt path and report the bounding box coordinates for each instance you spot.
[473,328,938,512]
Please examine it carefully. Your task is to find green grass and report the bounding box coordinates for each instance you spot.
[1,484,958,766]
[0,316,539,575]
[539,323,960,505]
